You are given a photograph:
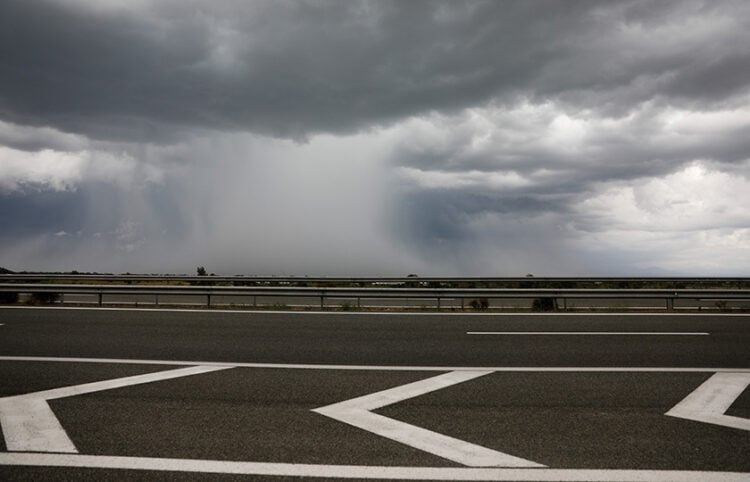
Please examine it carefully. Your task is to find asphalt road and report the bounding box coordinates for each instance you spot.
[0,307,748,367]
[1,307,749,480]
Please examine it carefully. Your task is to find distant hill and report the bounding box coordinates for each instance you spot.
[0,267,14,274]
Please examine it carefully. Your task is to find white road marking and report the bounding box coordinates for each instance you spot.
[313,371,542,468]
[0,398,77,453]
[0,365,231,452]
[467,331,710,336]
[1,357,748,478]
[2,305,750,316]
[666,372,750,431]
[1,355,749,373]
[0,453,748,481]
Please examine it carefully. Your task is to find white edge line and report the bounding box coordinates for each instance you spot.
[466,332,710,336]
[0,356,748,372]
[1,305,749,317]
[0,453,748,481]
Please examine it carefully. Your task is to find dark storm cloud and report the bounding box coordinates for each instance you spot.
[2,0,749,275]
[389,189,570,243]
[0,182,186,240]
[0,180,191,272]
[0,190,87,239]
[2,0,749,141]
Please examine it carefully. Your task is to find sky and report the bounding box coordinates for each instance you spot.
[1,0,749,276]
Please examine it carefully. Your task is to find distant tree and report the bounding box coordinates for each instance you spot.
[197,266,207,276]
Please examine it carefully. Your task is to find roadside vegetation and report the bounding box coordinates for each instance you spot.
[2,270,747,290]
[28,292,61,304]
[0,292,19,304]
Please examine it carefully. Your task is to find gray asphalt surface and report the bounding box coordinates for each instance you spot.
[1,307,749,480]
[1,308,749,367]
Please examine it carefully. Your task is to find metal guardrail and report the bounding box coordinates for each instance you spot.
[2,283,749,310]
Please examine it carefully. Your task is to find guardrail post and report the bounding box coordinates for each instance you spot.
[155,294,159,306]
[207,294,211,307]
[320,290,325,309]
[437,295,441,310]
[666,297,674,311]
[98,292,103,306]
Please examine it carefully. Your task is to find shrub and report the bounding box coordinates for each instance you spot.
[714,300,730,311]
[532,297,557,311]
[30,292,61,304]
[0,292,19,304]
[469,298,489,310]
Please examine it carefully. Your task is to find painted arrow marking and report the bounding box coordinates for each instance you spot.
[0,365,232,452]
[312,370,544,467]
[666,372,750,431]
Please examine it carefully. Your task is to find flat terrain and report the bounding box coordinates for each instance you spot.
[1,307,749,480]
